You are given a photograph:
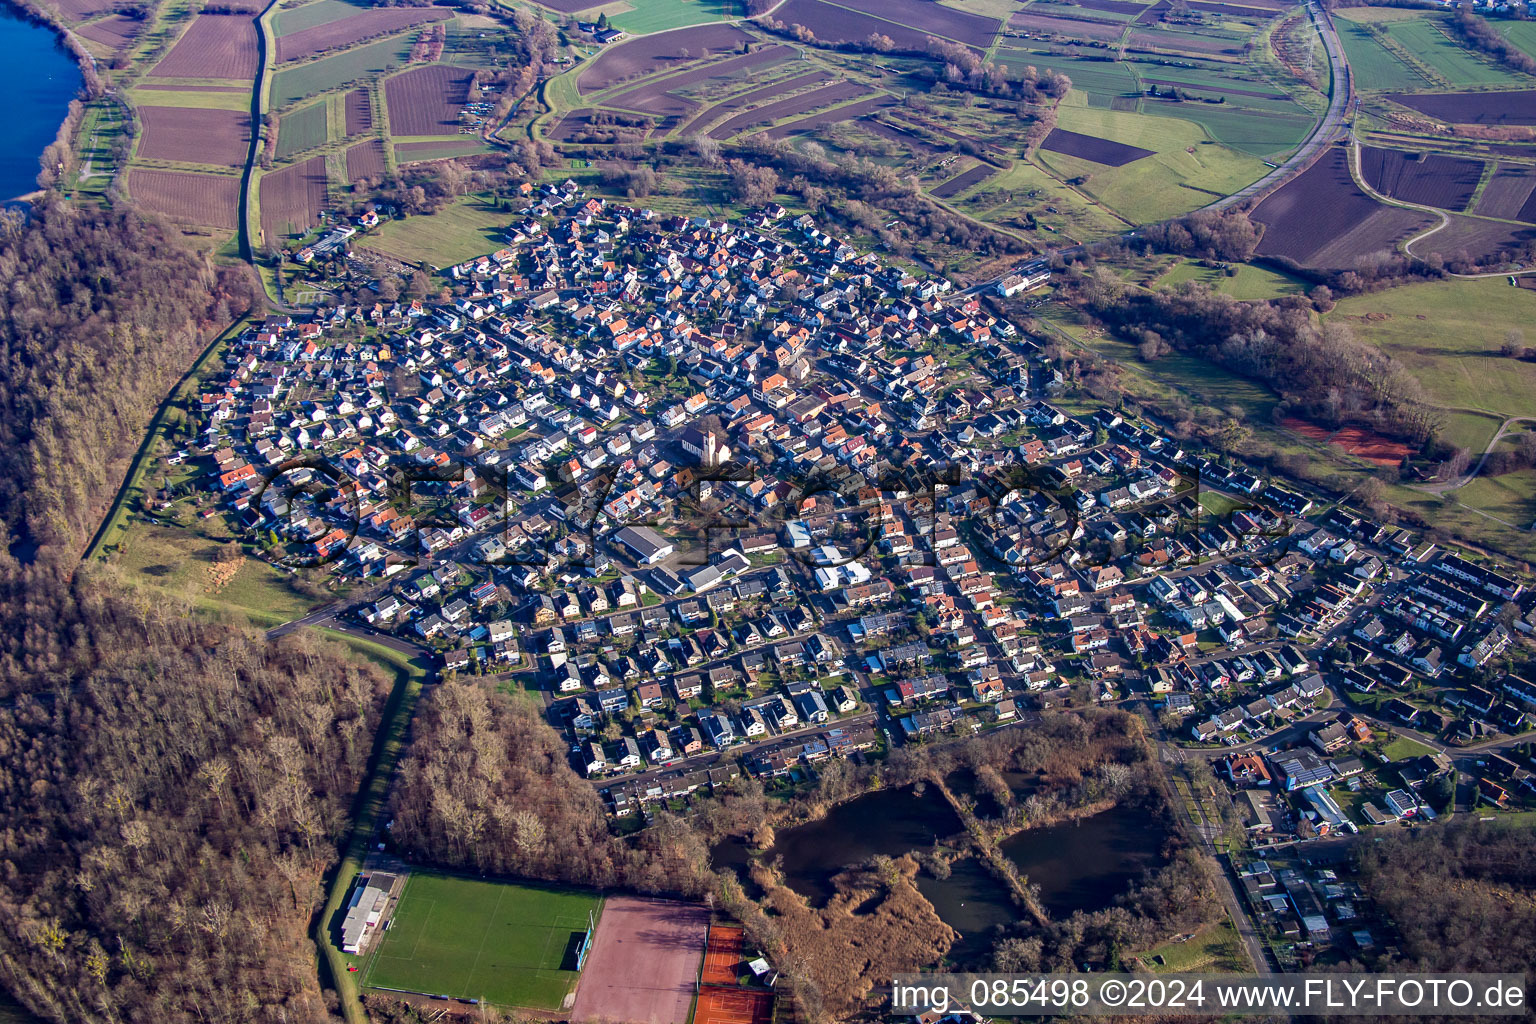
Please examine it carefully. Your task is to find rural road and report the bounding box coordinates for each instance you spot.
[1412,415,1536,494]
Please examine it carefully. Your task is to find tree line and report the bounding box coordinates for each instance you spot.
[1068,266,1442,444]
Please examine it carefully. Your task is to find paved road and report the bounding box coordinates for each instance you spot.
[1140,703,1278,976]
[1206,1,1352,212]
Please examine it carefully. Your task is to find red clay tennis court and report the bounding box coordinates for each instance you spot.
[701,924,744,985]
[694,986,772,1024]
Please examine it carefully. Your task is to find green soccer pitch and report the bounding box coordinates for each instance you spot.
[363,872,602,1009]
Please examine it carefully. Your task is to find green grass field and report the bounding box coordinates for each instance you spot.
[1335,20,1430,91]
[1329,277,1536,422]
[272,34,414,108]
[1450,468,1536,530]
[1139,919,1249,972]
[277,100,329,158]
[1382,735,1439,761]
[367,193,510,267]
[995,51,1141,103]
[1157,258,1307,299]
[608,0,734,34]
[126,86,250,110]
[365,874,601,1009]
[1038,97,1267,222]
[274,0,369,36]
[1384,16,1522,87]
[1499,19,1536,61]
[958,157,1131,240]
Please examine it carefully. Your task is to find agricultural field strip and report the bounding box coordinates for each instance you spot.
[813,0,1002,49]
[384,64,476,136]
[271,33,417,109]
[275,7,451,62]
[592,46,795,113]
[673,70,835,137]
[708,80,873,139]
[759,93,896,139]
[576,23,754,95]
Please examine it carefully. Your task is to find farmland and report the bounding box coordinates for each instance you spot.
[1335,18,1429,92]
[395,139,491,161]
[77,15,142,51]
[273,0,372,36]
[1041,127,1152,167]
[275,7,451,62]
[761,94,894,139]
[1384,89,1536,126]
[384,65,475,136]
[708,79,869,139]
[677,69,833,136]
[1381,16,1522,88]
[259,155,329,239]
[151,14,260,80]
[932,163,998,199]
[363,873,600,1010]
[1475,164,1536,221]
[1034,102,1267,223]
[271,34,414,109]
[813,0,1002,48]
[769,0,937,53]
[1359,146,1482,211]
[576,23,754,94]
[344,87,372,134]
[1251,148,1432,268]
[136,106,251,167]
[345,138,386,182]
[606,45,795,121]
[608,0,736,36]
[126,169,241,229]
[276,101,329,160]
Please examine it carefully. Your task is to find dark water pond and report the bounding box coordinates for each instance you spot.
[915,857,1019,967]
[711,789,1167,968]
[713,785,963,904]
[999,804,1167,917]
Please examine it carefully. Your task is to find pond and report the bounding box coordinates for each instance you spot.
[915,857,1019,968]
[999,804,1168,917]
[714,785,963,905]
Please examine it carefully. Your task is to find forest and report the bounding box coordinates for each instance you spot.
[388,680,716,896]
[0,190,391,1024]
[0,199,255,558]
[0,568,394,1023]
[1354,821,1536,976]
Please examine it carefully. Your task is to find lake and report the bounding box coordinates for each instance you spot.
[0,4,84,200]
[999,804,1168,917]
